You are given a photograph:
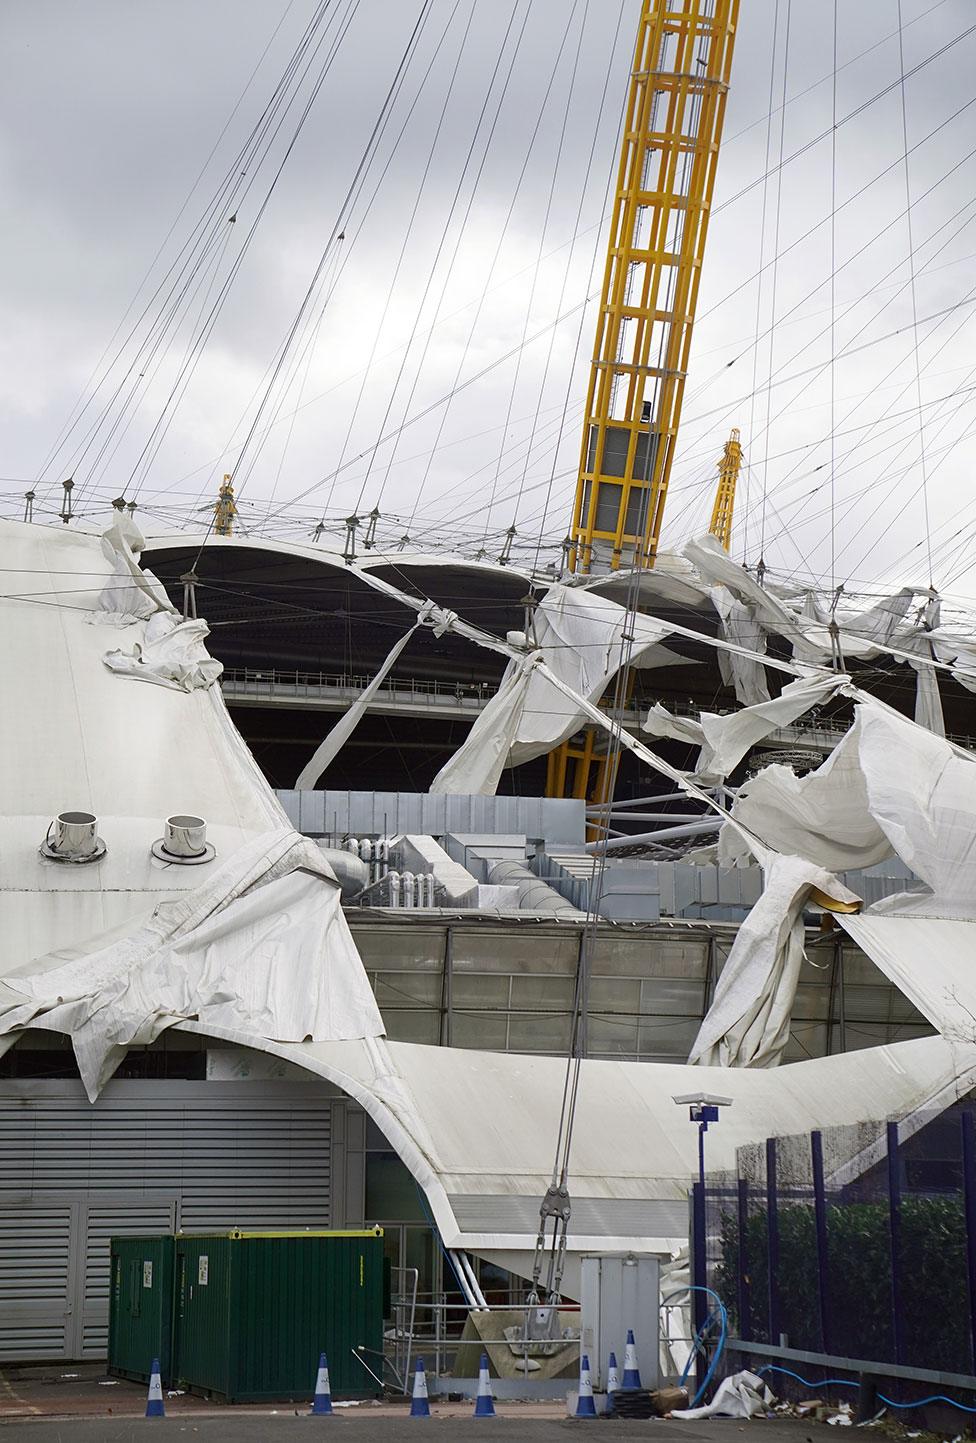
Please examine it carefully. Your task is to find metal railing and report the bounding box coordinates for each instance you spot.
[384,1295,581,1391]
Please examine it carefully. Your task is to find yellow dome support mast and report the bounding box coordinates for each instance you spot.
[548,0,740,801]
[709,427,741,551]
[213,474,238,538]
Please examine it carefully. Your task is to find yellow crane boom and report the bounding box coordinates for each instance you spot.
[570,0,740,576]
[709,426,741,550]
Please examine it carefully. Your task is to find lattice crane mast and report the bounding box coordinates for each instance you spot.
[569,0,739,575]
[709,427,741,551]
[548,0,740,802]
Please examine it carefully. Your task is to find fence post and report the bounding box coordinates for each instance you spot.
[886,1120,904,1365]
[766,1137,780,1344]
[960,1111,976,1375]
[736,1177,752,1341]
[811,1129,831,1354]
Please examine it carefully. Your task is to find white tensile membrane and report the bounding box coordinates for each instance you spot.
[694,702,976,1064]
[643,671,849,784]
[430,582,679,795]
[0,829,384,1100]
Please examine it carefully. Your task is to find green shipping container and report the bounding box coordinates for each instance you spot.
[173,1229,385,1403]
[107,1236,176,1384]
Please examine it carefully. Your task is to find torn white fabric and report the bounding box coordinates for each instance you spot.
[91,514,172,625]
[430,652,540,795]
[671,1370,774,1421]
[718,709,893,872]
[689,853,860,1068]
[0,829,383,1099]
[911,652,945,736]
[840,914,976,1041]
[711,586,771,705]
[102,610,223,691]
[296,614,427,789]
[431,584,673,792]
[644,672,846,784]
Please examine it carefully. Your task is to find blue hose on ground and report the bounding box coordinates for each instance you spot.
[662,1285,728,1408]
[757,1364,976,1415]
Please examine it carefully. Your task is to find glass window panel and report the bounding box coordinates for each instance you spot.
[366,1152,426,1222]
[382,1011,440,1045]
[638,977,703,1016]
[587,976,641,1013]
[507,1015,572,1054]
[510,975,575,1009]
[638,1016,699,1059]
[586,1014,639,1057]
[451,974,511,1009]
[451,1013,509,1051]
[372,972,441,1007]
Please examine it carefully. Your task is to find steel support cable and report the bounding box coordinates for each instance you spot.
[897,0,934,585]
[675,185,976,545]
[529,0,631,571]
[263,290,595,518]
[759,0,791,564]
[367,0,540,522]
[759,292,976,583]
[97,220,241,497]
[364,0,539,531]
[191,0,430,532]
[318,0,473,522]
[711,19,976,220]
[829,0,839,592]
[404,0,578,534]
[32,0,303,491]
[477,0,586,546]
[353,0,545,518]
[179,0,374,515]
[688,80,976,389]
[175,4,462,518]
[74,0,350,509]
[743,0,783,563]
[679,121,976,459]
[505,0,593,535]
[64,0,341,506]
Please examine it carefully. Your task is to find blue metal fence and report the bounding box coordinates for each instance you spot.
[695,1104,976,1380]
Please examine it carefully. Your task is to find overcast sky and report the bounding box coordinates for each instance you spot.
[3,0,975,600]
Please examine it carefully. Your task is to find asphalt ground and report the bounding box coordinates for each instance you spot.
[0,1367,842,1441]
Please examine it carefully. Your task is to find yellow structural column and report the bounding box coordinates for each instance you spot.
[570,0,740,576]
[709,427,741,550]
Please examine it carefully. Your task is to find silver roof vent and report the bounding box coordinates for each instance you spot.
[151,814,215,866]
[41,810,106,863]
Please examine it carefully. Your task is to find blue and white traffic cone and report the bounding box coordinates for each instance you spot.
[622,1330,641,1389]
[312,1352,333,1415]
[145,1358,165,1418]
[575,1354,597,1418]
[473,1352,496,1417]
[606,1350,620,1413]
[410,1357,431,1417]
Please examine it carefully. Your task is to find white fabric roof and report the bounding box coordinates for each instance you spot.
[178,1026,976,1259]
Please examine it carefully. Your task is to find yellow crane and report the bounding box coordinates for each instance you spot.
[213,474,238,537]
[709,427,742,551]
[549,0,740,799]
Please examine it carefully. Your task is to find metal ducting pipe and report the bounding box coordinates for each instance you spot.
[584,819,721,852]
[316,844,370,898]
[485,858,585,919]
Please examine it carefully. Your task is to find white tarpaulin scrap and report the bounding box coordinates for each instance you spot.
[92,512,172,625]
[718,708,893,872]
[643,671,846,783]
[841,914,976,1042]
[689,854,861,1068]
[103,610,223,691]
[296,608,431,790]
[431,583,675,793]
[0,829,383,1100]
[672,1370,774,1421]
[711,585,771,706]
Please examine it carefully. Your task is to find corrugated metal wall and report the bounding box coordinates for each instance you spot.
[0,1078,345,1363]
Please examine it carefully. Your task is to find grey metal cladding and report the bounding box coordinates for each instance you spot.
[446,1193,688,1238]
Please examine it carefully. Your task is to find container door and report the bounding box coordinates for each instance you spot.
[79,1197,177,1357]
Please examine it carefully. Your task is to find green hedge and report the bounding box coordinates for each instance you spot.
[716,1195,970,1372]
